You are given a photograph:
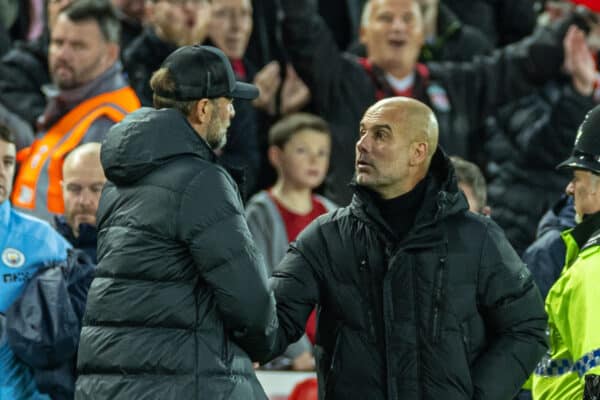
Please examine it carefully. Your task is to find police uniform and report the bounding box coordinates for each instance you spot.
[533,105,600,400]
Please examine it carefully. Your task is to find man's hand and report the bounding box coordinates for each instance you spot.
[253,61,282,115]
[280,64,311,115]
[563,25,597,96]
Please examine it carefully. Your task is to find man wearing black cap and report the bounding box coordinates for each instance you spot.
[75,45,276,400]
[532,104,600,400]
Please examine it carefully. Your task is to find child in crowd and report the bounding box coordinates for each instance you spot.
[246,112,336,370]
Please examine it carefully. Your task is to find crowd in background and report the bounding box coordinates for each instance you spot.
[0,0,600,399]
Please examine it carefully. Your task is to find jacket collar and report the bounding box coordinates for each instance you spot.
[571,210,600,250]
[53,216,97,248]
[350,148,467,246]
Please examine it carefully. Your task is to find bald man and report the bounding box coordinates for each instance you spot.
[55,142,105,262]
[258,97,547,400]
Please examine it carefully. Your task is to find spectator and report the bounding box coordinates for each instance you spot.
[11,0,140,222]
[0,0,72,132]
[349,0,494,62]
[450,155,491,215]
[76,45,276,399]
[532,103,600,400]
[259,97,548,399]
[0,123,71,399]
[277,0,586,205]
[207,0,311,195]
[55,142,105,263]
[246,113,336,371]
[441,0,537,47]
[123,0,211,106]
[522,195,576,299]
[484,0,598,254]
[0,0,142,131]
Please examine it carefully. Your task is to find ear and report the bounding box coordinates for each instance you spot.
[186,98,210,126]
[359,26,368,45]
[105,42,120,66]
[267,145,283,170]
[409,141,428,166]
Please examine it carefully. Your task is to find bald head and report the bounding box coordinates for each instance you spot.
[62,143,105,237]
[366,97,438,160]
[356,97,439,199]
[63,142,102,174]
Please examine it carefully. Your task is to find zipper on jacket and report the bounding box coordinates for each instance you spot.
[411,256,423,400]
[359,259,377,339]
[431,256,446,344]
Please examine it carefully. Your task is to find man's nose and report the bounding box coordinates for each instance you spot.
[356,133,371,153]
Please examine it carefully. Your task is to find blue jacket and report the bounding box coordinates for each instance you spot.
[0,200,70,399]
[522,195,576,299]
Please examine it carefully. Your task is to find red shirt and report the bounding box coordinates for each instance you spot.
[268,192,328,344]
[268,192,328,242]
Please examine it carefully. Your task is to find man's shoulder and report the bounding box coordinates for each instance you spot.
[10,207,64,239]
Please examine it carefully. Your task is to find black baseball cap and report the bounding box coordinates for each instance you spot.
[154,45,259,101]
[557,104,600,175]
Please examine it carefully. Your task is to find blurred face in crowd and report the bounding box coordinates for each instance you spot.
[147,0,211,46]
[206,97,235,150]
[208,0,253,60]
[47,0,73,30]
[566,169,600,222]
[62,145,106,237]
[360,0,425,79]
[270,130,331,190]
[0,139,16,205]
[49,14,119,90]
[356,98,435,199]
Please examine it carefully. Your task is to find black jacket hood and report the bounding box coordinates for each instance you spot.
[101,107,214,185]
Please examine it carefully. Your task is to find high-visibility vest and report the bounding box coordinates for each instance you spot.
[11,86,140,218]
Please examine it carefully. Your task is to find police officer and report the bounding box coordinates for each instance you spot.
[533,104,600,400]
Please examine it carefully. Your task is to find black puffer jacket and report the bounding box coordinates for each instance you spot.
[263,150,548,400]
[76,108,276,400]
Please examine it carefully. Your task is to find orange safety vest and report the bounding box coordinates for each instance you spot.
[12,86,140,216]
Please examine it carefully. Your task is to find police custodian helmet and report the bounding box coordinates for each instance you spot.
[557,104,600,175]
